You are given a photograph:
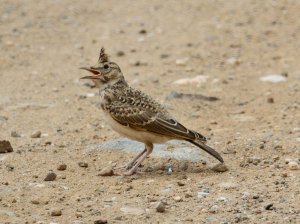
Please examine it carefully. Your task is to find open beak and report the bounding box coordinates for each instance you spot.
[80,67,101,79]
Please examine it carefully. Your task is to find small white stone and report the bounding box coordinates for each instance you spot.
[260,74,287,83]
[86,93,95,97]
[241,192,250,199]
[226,57,241,65]
[175,58,188,66]
[197,192,209,198]
[209,205,219,213]
[173,196,182,202]
[173,75,208,86]
[217,196,228,202]
[288,161,299,170]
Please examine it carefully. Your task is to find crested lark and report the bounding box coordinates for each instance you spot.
[81,48,224,175]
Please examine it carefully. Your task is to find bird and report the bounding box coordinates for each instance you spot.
[80,48,224,175]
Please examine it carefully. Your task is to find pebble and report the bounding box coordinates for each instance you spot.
[217,196,228,202]
[98,166,114,176]
[177,181,185,186]
[94,220,108,224]
[185,192,193,198]
[173,196,182,202]
[260,74,287,83]
[247,157,261,165]
[116,51,125,57]
[57,164,67,171]
[6,164,14,171]
[0,140,14,153]
[241,192,250,199]
[175,58,188,66]
[51,209,62,216]
[155,201,165,213]
[173,75,208,86]
[31,199,40,205]
[288,161,299,170]
[165,164,173,174]
[31,131,41,138]
[226,57,241,65]
[78,162,88,168]
[267,97,274,103]
[11,131,21,137]
[197,191,209,198]
[44,172,57,181]
[264,203,274,210]
[209,205,219,213]
[211,163,229,172]
[179,161,189,171]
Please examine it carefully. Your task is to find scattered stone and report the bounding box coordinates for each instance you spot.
[288,161,299,170]
[78,162,88,168]
[177,181,185,186]
[197,191,209,198]
[57,164,67,171]
[175,58,188,66]
[51,209,62,216]
[264,203,274,210]
[11,131,21,137]
[31,199,40,205]
[260,74,287,83]
[0,140,13,153]
[139,29,147,34]
[165,164,173,174]
[160,54,169,59]
[179,161,189,171]
[226,57,241,65]
[98,166,114,176]
[31,131,41,138]
[209,205,219,213]
[185,192,193,198]
[173,196,182,202]
[217,196,228,202]
[6,164,14,171]
[212,163,228,172]
[155,202,165,213]
[267,97,274,103]
[116,51,125,57]
[173,75,208,86]
[241,192,250,199]
[94,220,108,224]
[247,157,261,165]
[44,172,57,181]
[202,188,210,193]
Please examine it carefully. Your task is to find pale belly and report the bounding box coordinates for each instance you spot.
[103,112,170,144]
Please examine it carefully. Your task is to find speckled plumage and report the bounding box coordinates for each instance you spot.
[81,48,224,175]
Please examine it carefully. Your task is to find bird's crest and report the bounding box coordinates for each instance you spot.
[98,47,109,63]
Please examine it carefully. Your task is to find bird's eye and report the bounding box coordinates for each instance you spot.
[103,64,109,69]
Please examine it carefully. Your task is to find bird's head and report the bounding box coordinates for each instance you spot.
[80,48,124,88]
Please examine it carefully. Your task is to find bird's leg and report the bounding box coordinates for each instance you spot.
[122,148,147,170]
[125,143,153,176]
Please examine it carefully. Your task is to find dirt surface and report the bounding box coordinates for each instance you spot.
[1,1,300,223]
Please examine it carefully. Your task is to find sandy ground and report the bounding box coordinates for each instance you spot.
[0,0,300,223]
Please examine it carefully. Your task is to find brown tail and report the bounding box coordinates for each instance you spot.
[187,139,224,163]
